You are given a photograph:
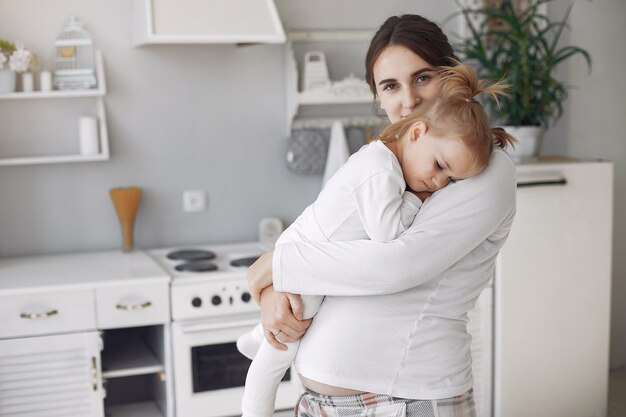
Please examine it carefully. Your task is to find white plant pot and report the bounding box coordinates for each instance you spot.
[0,67,16,94]
[502,125,544,162]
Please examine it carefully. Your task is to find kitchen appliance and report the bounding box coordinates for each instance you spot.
[148,242,301,417]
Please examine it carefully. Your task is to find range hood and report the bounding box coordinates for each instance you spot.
[132,0,286,46]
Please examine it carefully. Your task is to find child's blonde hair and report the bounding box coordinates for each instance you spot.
[378,62,517,171]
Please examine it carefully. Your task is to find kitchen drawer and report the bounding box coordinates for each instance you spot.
[95,282,169,329]
[0,289,96,339]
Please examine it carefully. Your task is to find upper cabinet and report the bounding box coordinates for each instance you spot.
[131,0,286,46]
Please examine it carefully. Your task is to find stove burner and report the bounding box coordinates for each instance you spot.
[230,256,260,268]
[175,261,219,273]
[167,249,216,262]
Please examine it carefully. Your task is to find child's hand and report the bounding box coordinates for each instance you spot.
[408,189,432,202]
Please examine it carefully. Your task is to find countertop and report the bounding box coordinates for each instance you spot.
[0,250,169,296]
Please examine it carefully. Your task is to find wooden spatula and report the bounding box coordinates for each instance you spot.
[109,186,142,251]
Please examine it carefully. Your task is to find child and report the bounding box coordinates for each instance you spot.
[238,63,516,417]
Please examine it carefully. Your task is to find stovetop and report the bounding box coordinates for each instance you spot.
[148,241,269,283]
[147,242,270,321]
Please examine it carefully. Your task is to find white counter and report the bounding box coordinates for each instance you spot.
[0,250,169,296]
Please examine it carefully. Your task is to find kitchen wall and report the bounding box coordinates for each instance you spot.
[0,0,455,256]
[2,0,625,368]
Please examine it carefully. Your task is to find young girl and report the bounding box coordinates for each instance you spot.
[239,63,516,417]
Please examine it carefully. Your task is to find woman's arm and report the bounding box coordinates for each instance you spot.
[272,150,516,296]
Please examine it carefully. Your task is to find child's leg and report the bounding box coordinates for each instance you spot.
[241,294,324,417]
[237,323,264,360]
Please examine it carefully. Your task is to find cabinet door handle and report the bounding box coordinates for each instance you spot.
[517,178,567,188]
[20,309,59,319]
[92,356,99,392]
[116,301,152,311]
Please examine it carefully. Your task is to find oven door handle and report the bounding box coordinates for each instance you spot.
[180,316,260,334]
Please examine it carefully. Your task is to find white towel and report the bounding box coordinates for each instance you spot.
[322,120,351,186]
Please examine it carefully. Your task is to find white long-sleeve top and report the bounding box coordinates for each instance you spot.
[273,148,516,400]
[277,140,421,246]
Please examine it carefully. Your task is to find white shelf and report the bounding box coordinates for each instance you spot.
[0,153,109,167]
[0,88,105,100]
[102,333,165,379]
[106,401,164,417]
[286,30,376,133]
[0,50,110,167]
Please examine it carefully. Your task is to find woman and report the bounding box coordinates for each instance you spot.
[248,14,516,417]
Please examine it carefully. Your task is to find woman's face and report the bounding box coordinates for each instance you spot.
[373,44,440,123]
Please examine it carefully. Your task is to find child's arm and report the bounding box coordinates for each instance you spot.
[353,170,422,242]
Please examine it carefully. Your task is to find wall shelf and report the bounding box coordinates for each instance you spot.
[285,30,380,134]
[0,50,110,167]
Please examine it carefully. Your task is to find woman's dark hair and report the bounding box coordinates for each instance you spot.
[365,15,459,97]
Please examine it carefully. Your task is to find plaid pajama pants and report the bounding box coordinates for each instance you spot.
[294,388,476,417]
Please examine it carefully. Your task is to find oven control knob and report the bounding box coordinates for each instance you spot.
[241,292,251,303]
[191,297,202,308]
[211,295,222,306]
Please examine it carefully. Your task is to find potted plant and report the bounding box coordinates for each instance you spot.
[0,39,34,94]
[452,0,591,160]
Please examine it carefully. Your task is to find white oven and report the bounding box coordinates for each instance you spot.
[148,242,301,417]
[172,314,301,417]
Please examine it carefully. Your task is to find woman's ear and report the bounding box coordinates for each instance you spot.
[410,121,428,142]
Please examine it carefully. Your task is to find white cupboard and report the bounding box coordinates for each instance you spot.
[0,251,173,417]
[0,331,104,417]
[494,159,612,417]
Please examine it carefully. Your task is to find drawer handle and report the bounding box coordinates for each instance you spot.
[116,301,152,311]
[20,309,59,319]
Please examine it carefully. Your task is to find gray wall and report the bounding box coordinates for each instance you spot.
[2,1,625,368]
[0,0,458,257]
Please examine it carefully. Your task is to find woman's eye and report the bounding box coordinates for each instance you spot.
[382,83,397,92]
[448,177,457,184]
[415,75,431,85]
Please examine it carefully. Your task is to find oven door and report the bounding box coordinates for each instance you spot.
[172,314,301,417]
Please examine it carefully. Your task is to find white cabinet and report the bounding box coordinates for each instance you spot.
[131,0,286,46]
[0,331,104,417]
[0,50,109,166]
[467,287,493,417]
[96,283,170,330]
[494,160,612,417]
[0,251,173,417]
[0,288,96,339]
[101,325,174,417]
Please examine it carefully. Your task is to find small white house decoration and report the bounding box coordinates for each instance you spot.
[54,16,96,90]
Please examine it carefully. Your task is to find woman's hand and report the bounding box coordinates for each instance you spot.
[247,250,276,303]
[259,286,312,350]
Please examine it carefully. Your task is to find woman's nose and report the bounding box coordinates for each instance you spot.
[402,90,420,110]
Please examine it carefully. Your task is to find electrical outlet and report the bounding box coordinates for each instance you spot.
[183,190,206,213]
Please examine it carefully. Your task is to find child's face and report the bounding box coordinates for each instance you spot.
[400,126,482,193]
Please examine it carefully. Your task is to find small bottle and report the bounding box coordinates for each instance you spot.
[79,116,99,155]
[21,72,34,92]
[39,71,52,92]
